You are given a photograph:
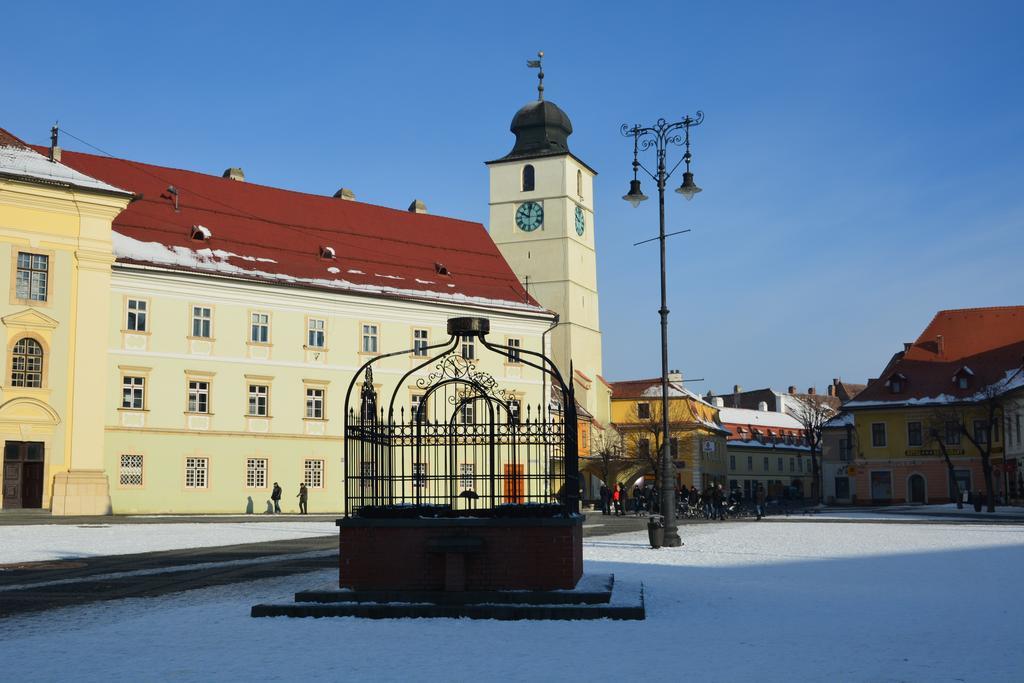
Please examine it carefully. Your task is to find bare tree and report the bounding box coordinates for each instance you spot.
[582,428,629,487]
[619,399,695,491]
[788,394,837,505]
[925,418,965,509]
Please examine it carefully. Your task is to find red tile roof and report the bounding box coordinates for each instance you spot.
[847,306,1024,407]
[38,146,543,312]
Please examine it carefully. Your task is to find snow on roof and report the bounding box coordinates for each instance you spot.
[824,412,854,428]
[610,377,713,406]
[726,438,811,452]
[38,145,547,313]
[0,128,129,195]
[717,407,803,430]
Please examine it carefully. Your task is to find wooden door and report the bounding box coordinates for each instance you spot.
[21,462,43,508]
[503,464,524,504]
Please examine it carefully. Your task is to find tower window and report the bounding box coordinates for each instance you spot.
[577,169,583,197]
[522,165,535,192]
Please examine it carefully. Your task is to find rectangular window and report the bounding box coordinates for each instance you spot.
[459,463,475,492]
[361,324,379,353]
[799,458,805,473]
[870,471,893,500]
[507,338,522,363]
[729,455,736,470]
[192,306,212,338]
[412,462,427,488]
[360,461,375,492]
[670,437,679,457]
[460,402,475,424]
[509,399,521,425]
[907,421,923,447]
[248,384,269,416]
[747,455,753,471]
[410,393,426,423]
[637,402,651,420]
[16,252,48,301]
[413,328,429,356]
[306,388,325,419]
[304,459,324,488]
[119,454,144,487]
[246,458,267,488]
[835,477,850,499]
[763,456,769,471]
[777,456,783,471]
[250,312,270,343]
[839,438,850,461]
[871,422,887,447]
[789,458,795,472]
[945,421,961,445]
[188,381,209,413]
[307,318,325,348]
[185,457,208,488]
[460,335,475,360]
[126,299,148,332]
[122,376,145,409]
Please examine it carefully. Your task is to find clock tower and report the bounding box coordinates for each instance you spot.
[486,82,604,402]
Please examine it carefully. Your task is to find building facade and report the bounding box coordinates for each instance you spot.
[717,406,814,500]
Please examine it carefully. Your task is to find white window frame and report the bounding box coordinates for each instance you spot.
[246,458,268,489]
[459,463,475,492]
[460,335,475,360]
[248,384,269,417]
[191,306,212,338]
[507,337,522,363]
[304,459,324,488]
[188,380,210,414]
[306,387,325,419]
[307,318,326,348]
[413,328,429,357]
[16,251,49,302]
[185,457,208,489]
[250,312,270,344]
[126,298,148,332]
[122,376,145,410]
[361,323,379,354]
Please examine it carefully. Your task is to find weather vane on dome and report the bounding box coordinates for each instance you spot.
[526,50,544,100]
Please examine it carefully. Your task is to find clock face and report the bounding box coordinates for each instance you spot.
[515,202,543,232]
[575,205,585,236]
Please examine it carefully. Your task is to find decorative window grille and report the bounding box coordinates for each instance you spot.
[507,338,521,363]
[15,252,48,301]
[637,402,651,420]
[306,387,325,419]
[122,376,145,409]
[120,454,143,487]
[413,329,429,356]
[459,463,475,492]
[304,459,324,488]
[246,458,267,488]
[250,313,270,343]
[361,324,379,353]
[460,335,475,360]
[126,299,148,331]
[307,319,325,348]
[192,306,212,338]
[248,384,269,416]
[188,381,210,413]
[185,457,208,488]
[10,338,43,387]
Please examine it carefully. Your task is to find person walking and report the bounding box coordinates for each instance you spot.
[297,483,309,515]
[599,484,610,515]
[613,484,623,516]
[271,482,283,514]
[756,484,766,520]
[632,484,643,517]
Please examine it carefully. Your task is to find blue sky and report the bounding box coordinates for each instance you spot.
[6,1,1023,395]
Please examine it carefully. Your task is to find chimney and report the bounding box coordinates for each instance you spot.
[714,397,724,408]
[758,401,768,412]
[733,384,742,394]
[333,188,356,201]
[936,334,945,356]
[667,369,683,383]
[222,167,245,182]
[49,125,61,162]
[903,342,912,352]
[408,199,428,214]
[827,384,835,397]
[807,387,816,395]
[788,385,797,394]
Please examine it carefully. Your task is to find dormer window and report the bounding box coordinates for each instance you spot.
[886,372,907,394]
[191,225,212,241]
[522,165,535,192]
[320,246,336,260]
[953,366,973,390]
[434,262,450,276]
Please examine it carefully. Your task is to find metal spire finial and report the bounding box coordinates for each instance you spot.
[526,50,544,100]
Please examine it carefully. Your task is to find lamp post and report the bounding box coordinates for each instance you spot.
[621,113,703,548]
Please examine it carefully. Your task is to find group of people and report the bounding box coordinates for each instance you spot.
[596,481,771,521]
[597,483,660,516]
[267,482,310,515]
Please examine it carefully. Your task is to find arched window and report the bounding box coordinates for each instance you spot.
[522,165,535,192]
[11,337,43,388]
[577,169,583,197]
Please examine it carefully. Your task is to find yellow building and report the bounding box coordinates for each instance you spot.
[1,128,556,514]
[601,375,728,490]
[716,405,815,500]
[1,129,133,513]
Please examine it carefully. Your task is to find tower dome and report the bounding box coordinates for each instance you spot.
[499,99,573,161]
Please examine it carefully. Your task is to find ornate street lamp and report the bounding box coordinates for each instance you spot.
[621,113,703,548]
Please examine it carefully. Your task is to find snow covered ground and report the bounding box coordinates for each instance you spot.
[0,521,337,565]
[2,520,1022,682]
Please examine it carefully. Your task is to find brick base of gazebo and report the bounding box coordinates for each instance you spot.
[337,515,583,592]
